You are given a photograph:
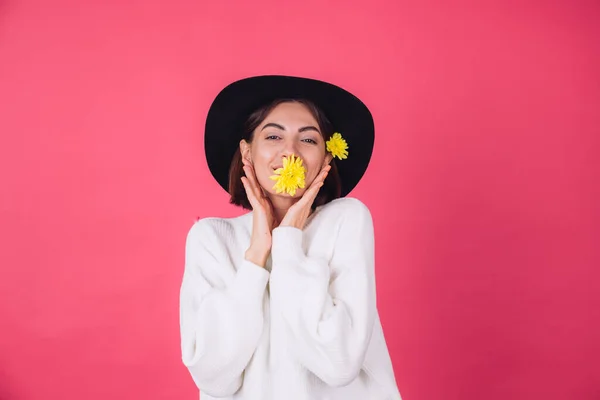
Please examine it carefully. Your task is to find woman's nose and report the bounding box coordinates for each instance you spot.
[281,141,299,157]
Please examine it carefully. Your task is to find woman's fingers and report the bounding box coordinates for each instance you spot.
[315,165,331,184]
[280,165,329,229]
[298,166,329,207]
[241,176,261,210]
[314,165,330,189]
[242,160,263,197]
[242,168,258,197]
[306,180,324,204]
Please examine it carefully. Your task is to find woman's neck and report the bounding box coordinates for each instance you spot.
[268,195,303,225]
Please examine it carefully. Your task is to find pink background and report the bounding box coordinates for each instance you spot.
[1,1,598,399]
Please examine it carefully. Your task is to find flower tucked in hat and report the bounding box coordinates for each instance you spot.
[326,132,349,160]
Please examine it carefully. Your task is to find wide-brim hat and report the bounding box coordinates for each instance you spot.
[204,75,374,197]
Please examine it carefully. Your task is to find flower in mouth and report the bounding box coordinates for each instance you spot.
[269,154,306,196]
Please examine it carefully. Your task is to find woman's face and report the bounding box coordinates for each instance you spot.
[241,101,332,198]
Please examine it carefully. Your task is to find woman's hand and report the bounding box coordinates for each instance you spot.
[241,158,275,267]
[279,165,331,230]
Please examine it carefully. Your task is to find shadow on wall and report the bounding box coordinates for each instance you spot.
[0,368,20,400]
[0,0,13,40]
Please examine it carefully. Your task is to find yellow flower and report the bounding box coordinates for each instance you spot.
[326,132,349,160]
[269,154,306,196]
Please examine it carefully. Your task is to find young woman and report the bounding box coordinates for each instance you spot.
[179,75,402,400]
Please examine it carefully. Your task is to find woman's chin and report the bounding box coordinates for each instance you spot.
[271,191,304,200]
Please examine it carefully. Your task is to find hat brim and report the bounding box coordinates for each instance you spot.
[204,75,374,197]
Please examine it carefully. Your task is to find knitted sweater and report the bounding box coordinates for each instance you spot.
[179,197,402,400]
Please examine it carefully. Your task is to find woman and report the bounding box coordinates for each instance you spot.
[180,75,402,400]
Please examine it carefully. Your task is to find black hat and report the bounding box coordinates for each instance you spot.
[204,75,374,197]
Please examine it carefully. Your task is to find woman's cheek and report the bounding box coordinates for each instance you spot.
[257,171,271,190]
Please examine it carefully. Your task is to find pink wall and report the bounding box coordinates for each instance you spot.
[1,1,598,399]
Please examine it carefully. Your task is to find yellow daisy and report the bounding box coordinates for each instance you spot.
[269,154,306,196]
[326,132,349,160]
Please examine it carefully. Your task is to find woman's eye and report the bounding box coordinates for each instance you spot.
[302,138,317,144]
[266,135,280,140]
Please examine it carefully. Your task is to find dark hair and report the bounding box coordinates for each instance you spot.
[228,98,342,210]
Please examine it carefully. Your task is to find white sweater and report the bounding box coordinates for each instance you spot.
[179,197,402,400]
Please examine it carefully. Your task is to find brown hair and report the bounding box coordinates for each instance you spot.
[228,99,342,210]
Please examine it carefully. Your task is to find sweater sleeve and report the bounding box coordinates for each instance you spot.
[179,219,270,397]
[269,199,377,388]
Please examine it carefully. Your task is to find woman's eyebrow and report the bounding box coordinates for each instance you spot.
[299,126,321,134]
[261,123,285,131]
[260,123,321,134]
